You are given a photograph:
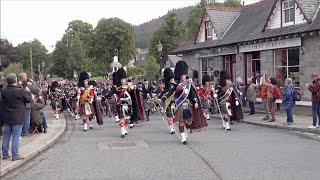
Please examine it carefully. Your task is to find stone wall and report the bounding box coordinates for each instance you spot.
[299,34,320,101]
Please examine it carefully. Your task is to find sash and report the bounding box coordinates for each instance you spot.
[175,80,191,109]
[115,88,127,114]
[80,87,91,104]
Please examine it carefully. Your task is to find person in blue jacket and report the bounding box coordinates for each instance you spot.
[282,78,295,125]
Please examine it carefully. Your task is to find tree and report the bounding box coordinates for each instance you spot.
[224,0,242,7]
[185,0,208,40]
[127,67,144,77]
[17,39,49,79]
[65,20,93,57]
[145,56,160,82]
[2,63,24,84]
[49,40,69,78]
[149,13,185,64]
[0,39,20,68]
[92,18,136,71]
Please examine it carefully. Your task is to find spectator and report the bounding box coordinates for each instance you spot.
[0,83,4,135]
[246,78,257,116]
[259,74,270,120]
[30,94,46,133]
[263,75,278,122]
[236,77,246,106]
[1,73,32,161]
[306,73,320,129]
[282,78,295,125]
[18,72,39,137]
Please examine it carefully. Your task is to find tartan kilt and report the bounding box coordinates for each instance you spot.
[51,99,61,110]
[174,104,193,122]
[79,102,95,116]
[166,105,175,118]
[143,99,152,110]
[201,100,210,110]
[190,106,208,133]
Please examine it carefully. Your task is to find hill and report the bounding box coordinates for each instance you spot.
[135,6,194,49]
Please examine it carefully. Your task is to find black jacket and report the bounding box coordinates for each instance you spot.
[142,85,153,99]
[0,93,3,127]
[1,85,32,125]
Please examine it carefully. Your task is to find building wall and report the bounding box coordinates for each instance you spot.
[299,34,320,101]
[260,50,274,76]
[181,51,199,78]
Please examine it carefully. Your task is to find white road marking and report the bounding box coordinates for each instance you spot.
[303,132,315,136]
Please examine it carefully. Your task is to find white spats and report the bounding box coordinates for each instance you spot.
[181,133,187,145]
[121,127,126,138]
[84,123,88,131]
[89,122,93,129]
[170,125,175,134]
[225,121,230,131]
[115,115,120,123]
[124,126,128,135]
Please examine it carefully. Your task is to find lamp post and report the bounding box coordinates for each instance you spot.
[156,41,163,82]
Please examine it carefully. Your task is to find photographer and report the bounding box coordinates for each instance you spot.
[18,72,40,137]
[2,73,32,161]
[30,94,46,133]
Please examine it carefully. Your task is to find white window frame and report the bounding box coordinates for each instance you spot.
[205,21,212,39]
[282,0,295,26]
[274,48,300,88]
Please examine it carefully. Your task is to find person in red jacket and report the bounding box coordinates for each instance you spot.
[306,73,320,129]
[198,74,212,120]
[78,72,95,131]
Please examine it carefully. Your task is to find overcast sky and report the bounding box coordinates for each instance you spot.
[1,0,260,52]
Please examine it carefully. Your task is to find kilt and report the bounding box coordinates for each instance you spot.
[166,104,175,118]
[201,100,210,110]
[51,99,61,110]
[79,102,95,116]
[118,104,132,120]
[143,99,152,110]
[174,104,193,122]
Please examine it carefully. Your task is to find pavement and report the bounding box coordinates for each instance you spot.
[238,103,320,134]
[2,109,320,180]
[0,106,67,177]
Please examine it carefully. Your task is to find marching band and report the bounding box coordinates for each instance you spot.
[46,60,243,144]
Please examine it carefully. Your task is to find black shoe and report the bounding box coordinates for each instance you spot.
[170,131,175,134]
[268,119,275,122]
[121,134,125,138]
[83,129,87,132]
[90,127,93,129]
[230,121,234,125]
[182,141,188,145]
[43,129,47,133]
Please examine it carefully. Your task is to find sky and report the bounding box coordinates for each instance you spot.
[1,0,260,52]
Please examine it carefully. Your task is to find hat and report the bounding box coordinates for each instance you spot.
[164,68,174,89]
[202,74,211,85]
[174,61,188,81]
[88,80,97,87]
[193,70,199,79]
[219,70,231,87]
[117,68,127,80]
[79,71,90,87]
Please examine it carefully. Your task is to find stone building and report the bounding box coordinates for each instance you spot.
[174,0,320,102]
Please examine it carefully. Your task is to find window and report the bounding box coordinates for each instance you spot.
[283,0,295,25]
[202,58,214,77]
[274,48,300,87]
[205,21,212,40]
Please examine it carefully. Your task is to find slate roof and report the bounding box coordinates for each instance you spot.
[206,7,241,38]
[167,55,182,66]
[306,6,320,31]
[174,0,320,53]
[216,0,274,46]
[297,0,320,21]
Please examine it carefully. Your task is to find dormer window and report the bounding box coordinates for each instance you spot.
[205,21,212,40]
[283,0,295,26]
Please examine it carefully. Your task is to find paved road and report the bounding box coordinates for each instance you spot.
[4,112,320,180]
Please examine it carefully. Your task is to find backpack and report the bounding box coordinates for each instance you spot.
[271,86,280,99]
[293,90,301,101]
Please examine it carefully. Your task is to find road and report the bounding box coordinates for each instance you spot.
[3,112,320,180]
